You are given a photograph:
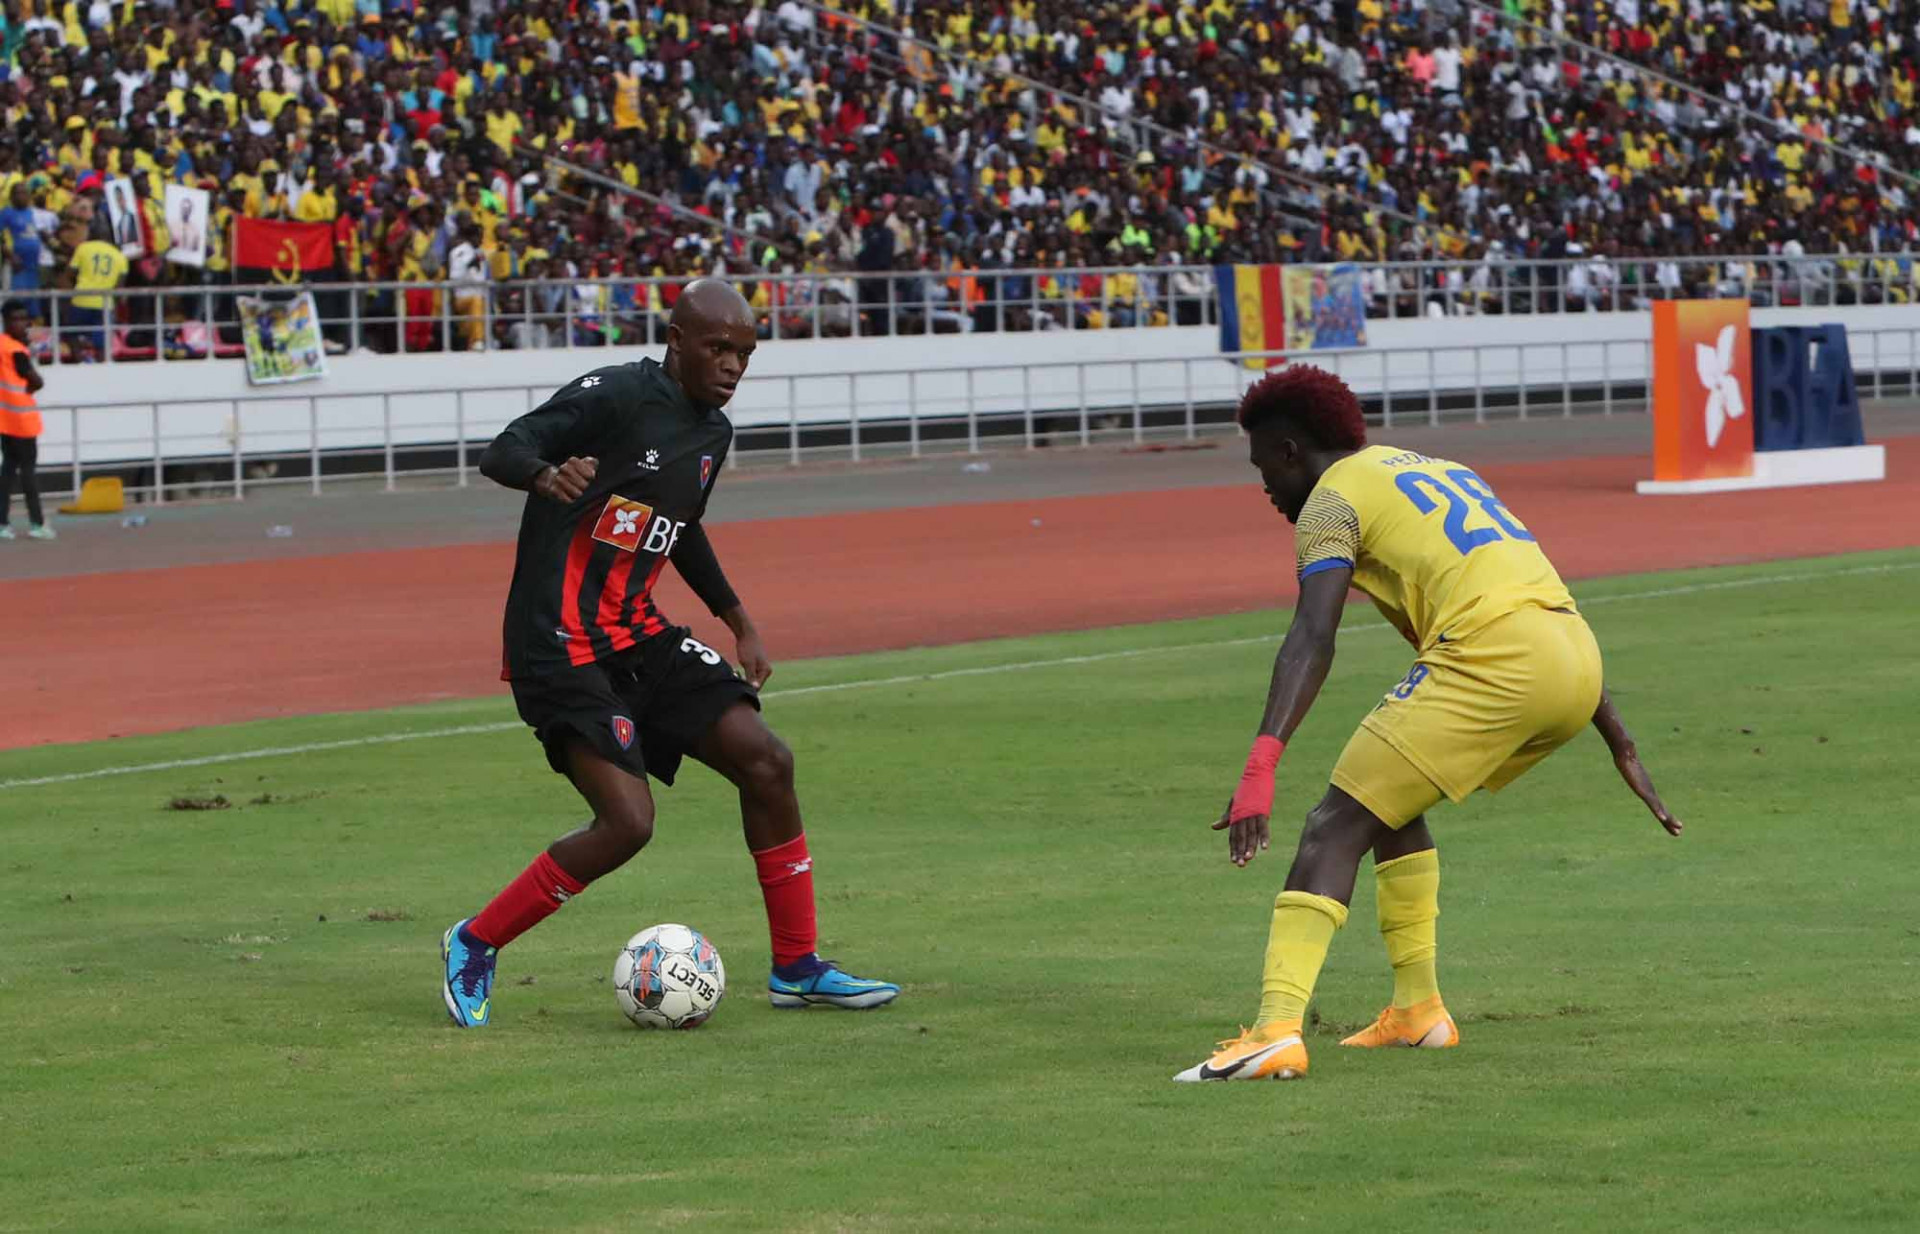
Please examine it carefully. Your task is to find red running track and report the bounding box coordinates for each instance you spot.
[3,444,1914,748]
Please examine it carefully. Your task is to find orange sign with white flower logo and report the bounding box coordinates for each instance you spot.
[1651,300,1753,482]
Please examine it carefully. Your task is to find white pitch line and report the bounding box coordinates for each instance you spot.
[3,557,1914,792]
[0,723,526,790]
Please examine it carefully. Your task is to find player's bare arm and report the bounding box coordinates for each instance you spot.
[1591,688,1682,836]
[1214,566,1353,868]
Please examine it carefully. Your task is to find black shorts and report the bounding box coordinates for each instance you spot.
[510,627,760,786]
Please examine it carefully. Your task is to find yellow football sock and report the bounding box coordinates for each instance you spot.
[1254,890,1349,1031]
[1376,850,1440,1009]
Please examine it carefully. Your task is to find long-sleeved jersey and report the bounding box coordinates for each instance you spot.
[481,358,738,679]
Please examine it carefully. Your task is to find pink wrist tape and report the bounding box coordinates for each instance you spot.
[1229,735,1285,823]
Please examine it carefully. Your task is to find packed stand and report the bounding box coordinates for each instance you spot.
[851,0,1920,313]
[0,0,1916,363]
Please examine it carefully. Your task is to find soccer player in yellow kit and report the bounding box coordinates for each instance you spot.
[1175,366,1681,1083]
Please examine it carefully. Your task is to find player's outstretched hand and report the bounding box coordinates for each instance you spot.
[1212,805,1270,868]
[538,456,598,503]
[1613,745,1682,836]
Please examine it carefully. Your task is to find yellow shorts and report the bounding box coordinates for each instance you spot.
[1330,605,1604,829]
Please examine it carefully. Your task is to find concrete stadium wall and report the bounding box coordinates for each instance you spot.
[32,303,1920,467]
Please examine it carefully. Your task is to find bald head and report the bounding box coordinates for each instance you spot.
[665,278,758,409]
[670,278,754,334]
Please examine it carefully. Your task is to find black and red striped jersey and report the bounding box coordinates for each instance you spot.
[481,359,735,679]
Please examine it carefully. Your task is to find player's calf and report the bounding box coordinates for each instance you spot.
[734,729,797,813]
[578,800,657,872]
[550,743,657,881]
[1284,790,1385,902]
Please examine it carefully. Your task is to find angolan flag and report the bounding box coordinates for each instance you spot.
[234,218,335,281]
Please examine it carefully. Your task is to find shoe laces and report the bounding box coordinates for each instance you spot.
[454,946,493,999]
[1215,1025,1255,1053]
[1350,1006,1401,1037]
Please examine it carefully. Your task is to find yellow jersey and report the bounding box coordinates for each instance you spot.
[487,110,524,156]
[1294,445,1574,652]
[612,72,642,131]
[71,240,129,309]
[294,188,338,223]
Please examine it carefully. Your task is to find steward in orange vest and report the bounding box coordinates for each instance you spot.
[0,298,50,538]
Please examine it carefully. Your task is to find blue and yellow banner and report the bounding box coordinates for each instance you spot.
[1214,263,1287,369]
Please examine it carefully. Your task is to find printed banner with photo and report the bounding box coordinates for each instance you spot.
[239,292,328,385]
[1281,264,1368,351]
[105,177,144,256]
[164,184,211,268]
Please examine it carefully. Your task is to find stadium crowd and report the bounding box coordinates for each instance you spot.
[0,0,1915,355]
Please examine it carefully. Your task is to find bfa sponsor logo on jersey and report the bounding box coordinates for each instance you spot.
[591,495,655,551]
[1652,299,1752,482]
[590,494,686,556]
[637,514,686,555]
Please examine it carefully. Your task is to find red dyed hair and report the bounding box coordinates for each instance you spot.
[1236,365,1367,450]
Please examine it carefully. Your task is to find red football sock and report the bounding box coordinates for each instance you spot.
[467,850,588,949]
[752,834,818,966]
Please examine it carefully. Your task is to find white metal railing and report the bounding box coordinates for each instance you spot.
[26,327,1920,504]
[11,253,1917,366]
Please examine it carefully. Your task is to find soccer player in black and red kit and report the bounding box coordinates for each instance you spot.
[441,280,898,1026]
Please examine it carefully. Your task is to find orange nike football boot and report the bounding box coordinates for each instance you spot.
[1172,1023,1309,1082]
[1339,996,1460,1048]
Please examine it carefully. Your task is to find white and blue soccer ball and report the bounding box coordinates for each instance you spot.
[612,923,726,1029]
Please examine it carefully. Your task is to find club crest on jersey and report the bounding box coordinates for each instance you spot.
[611,715,635,750]
[591,495,656,552]
[700,455,715,487]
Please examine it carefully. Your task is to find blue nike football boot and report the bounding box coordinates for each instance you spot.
[768,954,900,1009]
[442,918,497,1027]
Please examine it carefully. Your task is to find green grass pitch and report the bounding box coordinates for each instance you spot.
[4,550,1919,1231]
